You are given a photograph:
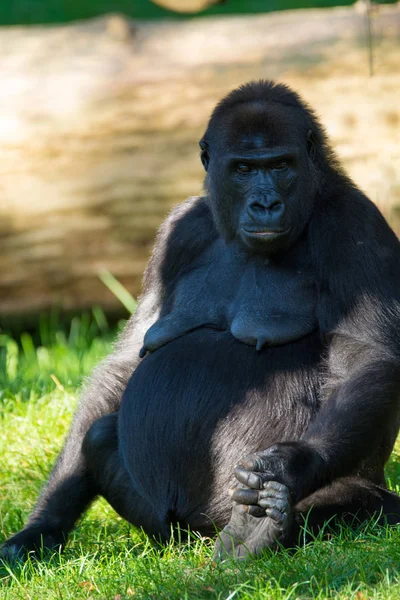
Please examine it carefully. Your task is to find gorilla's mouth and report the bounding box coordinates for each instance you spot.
[242,227,291,239]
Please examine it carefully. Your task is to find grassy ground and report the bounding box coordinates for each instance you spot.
[2,314,400,599]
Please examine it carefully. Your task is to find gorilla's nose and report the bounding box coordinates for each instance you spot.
[247,196,285,226]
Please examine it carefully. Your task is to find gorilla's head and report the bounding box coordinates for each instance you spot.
[200,81,332,255]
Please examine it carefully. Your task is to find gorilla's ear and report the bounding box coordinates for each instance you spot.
[307,129,316,160]
[199,140,210,172]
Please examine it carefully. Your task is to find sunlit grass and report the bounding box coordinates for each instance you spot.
[1,314,400,599]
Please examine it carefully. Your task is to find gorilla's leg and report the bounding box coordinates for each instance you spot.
[294,476,400,536]
[82,413,168,539]
[0,473,93,561]
[1,414,165,562]
[215,477,400,560]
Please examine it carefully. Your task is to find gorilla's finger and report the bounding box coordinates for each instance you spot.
[266,507,287,525]
[231,488,260,505]
[258,496,289,513]
[237,454,266,472]
[263,481,289,494]
[234,466,263,489]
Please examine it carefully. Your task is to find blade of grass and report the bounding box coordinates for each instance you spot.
[98,270,137,314]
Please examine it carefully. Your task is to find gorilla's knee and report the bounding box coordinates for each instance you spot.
[82,413,118,467]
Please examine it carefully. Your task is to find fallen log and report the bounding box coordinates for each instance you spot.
[0,6,399,317]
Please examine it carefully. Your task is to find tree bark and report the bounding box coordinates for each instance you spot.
[0,7,399,317]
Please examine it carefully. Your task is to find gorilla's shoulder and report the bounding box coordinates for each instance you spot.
[158,196,215,244]
[145,196,218,287]
[155,196,217,255]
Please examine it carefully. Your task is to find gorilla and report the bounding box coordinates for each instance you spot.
[2,80,400,561]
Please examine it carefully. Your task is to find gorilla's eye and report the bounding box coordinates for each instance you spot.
[236,164,251,174]
[273,161,288,171]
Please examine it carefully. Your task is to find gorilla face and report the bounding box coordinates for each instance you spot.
[200,99,318,255]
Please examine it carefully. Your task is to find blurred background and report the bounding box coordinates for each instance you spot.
[0,0,399,329]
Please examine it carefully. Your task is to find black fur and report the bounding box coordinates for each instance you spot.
[2,80,400,561]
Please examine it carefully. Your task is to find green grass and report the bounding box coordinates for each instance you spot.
[2,314,400,599]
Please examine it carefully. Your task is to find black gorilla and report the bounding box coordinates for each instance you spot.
[2,80,400,560]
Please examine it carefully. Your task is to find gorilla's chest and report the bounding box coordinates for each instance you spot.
[227,262,317,350]
[141,242,318,354]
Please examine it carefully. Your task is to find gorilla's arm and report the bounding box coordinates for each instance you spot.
[233,326,400,506]
[1,196,215,558]
[230,191,400,509]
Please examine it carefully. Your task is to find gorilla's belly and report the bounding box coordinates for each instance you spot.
[118,329,321,526]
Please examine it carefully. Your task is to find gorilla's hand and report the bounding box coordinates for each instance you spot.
[213,442,325,560]
[233,442,325,505]
[213,481,292,560]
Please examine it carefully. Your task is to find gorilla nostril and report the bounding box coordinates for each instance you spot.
[249,201,265,214]
[269,201,283,213]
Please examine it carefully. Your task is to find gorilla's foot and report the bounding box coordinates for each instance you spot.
[0,525,66,562]
[214,481,292,560]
